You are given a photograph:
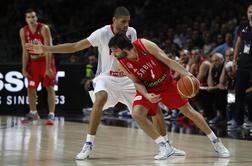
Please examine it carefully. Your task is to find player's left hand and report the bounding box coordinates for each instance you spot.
[146,93,161,103]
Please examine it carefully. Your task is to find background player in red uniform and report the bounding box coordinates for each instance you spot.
[20,9,56,125]
[108,33,230,158]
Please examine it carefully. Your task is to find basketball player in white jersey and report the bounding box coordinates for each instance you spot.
[25,6,185,160]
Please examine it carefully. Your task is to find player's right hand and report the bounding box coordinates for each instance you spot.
[146,93,161,103]
[25,43,44,54]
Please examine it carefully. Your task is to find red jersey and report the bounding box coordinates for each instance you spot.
[23,22,46,61]
[118,39,173,91]
[23,23,56,88]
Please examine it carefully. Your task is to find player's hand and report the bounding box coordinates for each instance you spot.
[146,93,161,103]
[25,43,44,54]
[22,69,31,78]
[45,68,54,78]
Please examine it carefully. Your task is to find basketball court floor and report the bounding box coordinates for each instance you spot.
[0,115,252,166]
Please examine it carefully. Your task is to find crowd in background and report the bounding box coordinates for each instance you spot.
[0,0,251,130]
[0,0,248,63]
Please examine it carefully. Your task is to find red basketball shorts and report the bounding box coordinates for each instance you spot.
[133,80,188,116]
[27,59,56,89]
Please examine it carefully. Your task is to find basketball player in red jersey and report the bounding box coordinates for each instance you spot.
[108,33,230,158]
[20,9,56,125]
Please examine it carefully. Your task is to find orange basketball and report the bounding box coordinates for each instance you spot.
[177,76,200,98]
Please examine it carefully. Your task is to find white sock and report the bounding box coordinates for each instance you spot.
[86,134,95,144]
[49,112,55,117]
[207,131,218,142]
[154,136,166,145]
[30,110,37,114]
[164,134,169,141]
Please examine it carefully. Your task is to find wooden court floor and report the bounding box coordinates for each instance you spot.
[0,116,252,166]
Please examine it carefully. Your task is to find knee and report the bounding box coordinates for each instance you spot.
[132,109,141,120]
[94,91,108,107]
[180,105,194,118]
[132,106,146,120]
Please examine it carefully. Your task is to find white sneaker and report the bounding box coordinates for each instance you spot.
[173,147,186,156]
[154,142,175,160]
[167,141,186,156]
[75,142,93,160]
[212,139,230,158]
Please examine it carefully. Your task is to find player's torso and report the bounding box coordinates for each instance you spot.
[120,39,172,89]
[97,25,137,75]
[24,23,45,61]
[238,24,252,67]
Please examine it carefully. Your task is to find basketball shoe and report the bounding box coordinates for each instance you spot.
[46,113,55,125]
[154,141,175,160]
[75,142,93,160]
[21,112,40,123]
[212,139,230,158]
[168,141,186,156]
[173,147,186,156]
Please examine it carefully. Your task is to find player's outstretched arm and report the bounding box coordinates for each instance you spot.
[25,38,92,54]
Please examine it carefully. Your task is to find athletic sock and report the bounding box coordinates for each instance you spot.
[86,134,95,144]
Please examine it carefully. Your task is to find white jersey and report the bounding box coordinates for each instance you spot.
[87,25,137,76]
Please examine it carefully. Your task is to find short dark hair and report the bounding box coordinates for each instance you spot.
[113,6,130,17]
[108,33,133,50]
[25,8,36,15]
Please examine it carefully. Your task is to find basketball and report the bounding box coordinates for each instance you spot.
[177,76,200,98]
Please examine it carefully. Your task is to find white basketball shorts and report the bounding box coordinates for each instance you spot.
[88,75,136,113]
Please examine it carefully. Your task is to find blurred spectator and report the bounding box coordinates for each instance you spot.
[179,49,191,71]
[212,32,233,58]
[190,48,212,118]
[69,54,80,63]
[202,31,216,55]
[80,54,97,108]
[207,53,227,124]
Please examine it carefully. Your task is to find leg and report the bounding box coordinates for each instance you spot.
[22,87,39,123]
[246,92,252,122]
[152,108,166,137]
[179,103,229,157]
[76,90,108,160]
[133,105,161,139]
[45,86,56,114]
[132,105,174,160]
[45,86,56,125]
[88,90,108,135]
[235,68,249,125]
[28,87,37,111]
[179,103,212,135]
[152,107,186,156]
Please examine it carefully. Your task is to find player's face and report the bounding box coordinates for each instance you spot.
[25,12,38,26]
[110,47,128,59]
[113,16,130,33]
[247,5,252,21]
